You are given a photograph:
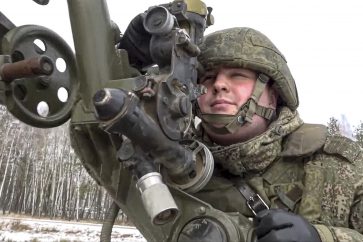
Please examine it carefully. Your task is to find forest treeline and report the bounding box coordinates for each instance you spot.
[0,106,128,223]
[0,106,362,223]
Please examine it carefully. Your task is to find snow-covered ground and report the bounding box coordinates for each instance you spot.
[0,215,146,242]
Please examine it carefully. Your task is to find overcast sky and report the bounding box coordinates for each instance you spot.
[1,0,363,128]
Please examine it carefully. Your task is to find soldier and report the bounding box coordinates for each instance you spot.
[119,17,363,242]
[190,27,363,242]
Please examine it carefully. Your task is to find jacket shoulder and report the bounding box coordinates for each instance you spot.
[281,123,363,164]
[323,135,363,164]
[281,123,327,157]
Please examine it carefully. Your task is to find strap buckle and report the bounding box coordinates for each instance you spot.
[236,180,269,216]
[246,193,269,216]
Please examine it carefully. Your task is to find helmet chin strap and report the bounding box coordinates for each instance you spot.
[198,73,276,135]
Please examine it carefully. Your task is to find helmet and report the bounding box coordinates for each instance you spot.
[198,27,299,110]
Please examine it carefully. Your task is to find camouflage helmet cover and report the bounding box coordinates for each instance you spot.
[198,27,299,110]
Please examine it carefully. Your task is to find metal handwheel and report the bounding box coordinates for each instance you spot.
[1,24,78,128]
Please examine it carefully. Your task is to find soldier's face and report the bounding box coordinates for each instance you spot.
[198,67,273,116]
[197,67,277,145]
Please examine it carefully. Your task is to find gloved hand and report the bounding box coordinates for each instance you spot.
[118,13,153,70]
[253,209,321,242]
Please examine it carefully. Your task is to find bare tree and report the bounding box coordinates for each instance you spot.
[327,117,341,136]
[0,109,127,223]
[353,121,363,147]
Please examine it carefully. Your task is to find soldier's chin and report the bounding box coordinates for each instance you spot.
[209,123,226,128]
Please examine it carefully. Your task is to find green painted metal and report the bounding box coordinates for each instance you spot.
[0,1,247,241]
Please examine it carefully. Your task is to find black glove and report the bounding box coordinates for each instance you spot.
[253,209,321,242]
[118,13,153,70]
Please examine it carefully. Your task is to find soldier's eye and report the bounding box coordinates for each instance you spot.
[200,75,215,84]
[231,72,248,79]
[230,71,255,82]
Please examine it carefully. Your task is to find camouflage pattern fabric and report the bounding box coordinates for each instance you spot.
[299,137,363,242]
[198,27,299,110]
[207,107,303,175]
[197,108,363,242]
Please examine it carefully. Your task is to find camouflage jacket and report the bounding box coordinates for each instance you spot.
[195,108,363,242]
[71,106,362,242]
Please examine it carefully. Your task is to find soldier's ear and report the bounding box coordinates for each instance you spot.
[268,85,279,108]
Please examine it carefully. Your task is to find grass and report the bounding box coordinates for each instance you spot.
[1,212,134,227]
[3,238,43,242]
[59,240,82,242]
[9,220,32,231]
[37,227,60,233]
